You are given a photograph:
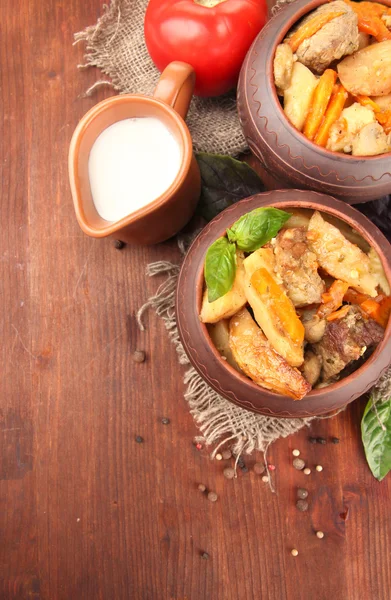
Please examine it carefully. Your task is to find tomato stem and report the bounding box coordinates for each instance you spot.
[194,0,228,7]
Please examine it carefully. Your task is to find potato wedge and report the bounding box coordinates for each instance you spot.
[200,253,246,323]
[307,211,378,297]
[207,320,242,372]
[337,41,391,97]
[284,62,319,132]
[229,309,311,400]
[243,249,305,367]
[368,247,391,295]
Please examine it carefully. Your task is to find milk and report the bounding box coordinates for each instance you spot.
[88,117,182,222]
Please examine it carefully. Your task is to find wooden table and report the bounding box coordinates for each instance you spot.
[1,1,391,599]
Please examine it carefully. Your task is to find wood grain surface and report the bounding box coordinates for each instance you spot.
[1,1,391,599]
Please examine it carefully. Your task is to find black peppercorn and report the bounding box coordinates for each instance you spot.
[222,450,232,460]
[293,458,305,470]
[253,463,265,475]
[223,467,235,480]
[317,437,327,445]
[297,488,308,500]
[198,484,206,493]
[207,491,218,503]
[161,417,170,425]
[309,437,318,444]
[201,552,209,560]
[135,435,144,444]
[331,437,340,444]
[296,499,309,512]
[114,239,125,250]
[133,350,146,363]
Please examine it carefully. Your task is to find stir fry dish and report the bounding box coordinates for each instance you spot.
[274,0,391,155]
[200,206,391,400]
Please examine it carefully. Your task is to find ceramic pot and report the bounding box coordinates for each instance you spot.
[176,190,391,418]
[69,61,201,245]
[237,0,391,204]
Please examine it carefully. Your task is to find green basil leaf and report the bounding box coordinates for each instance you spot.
[361,396,391,481]
[205,237,236,303]
[196,153,265,222]
[227,207,291,252]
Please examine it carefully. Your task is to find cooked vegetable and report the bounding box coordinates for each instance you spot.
[204,237,237,302]
[368,247,391,295]
[283,62,319,131]
[337,41,391,96]
[274,227,324,307]
[285,209,312,229]
[344,288,370,305]
[200,251,246,322]
[243,251,305,367]
[207,319,242,371]
[229,308,310,400]
[317,280,350,318]
[345,0,391,41]
[227,207,291,252]
[327,102,376,153]
[326,305,351,321]
[307,211,378,296]
[273,44,294,91]
[287,8,346,53]
[314,84,349,146]
[351,122,391,156]
[371,94,391,110]
[302,351,322,386]
[361,296,391,327]
[303,69,338,140]
[292,1,359,74]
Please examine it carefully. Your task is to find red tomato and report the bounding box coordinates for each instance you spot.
[144,0,268,97]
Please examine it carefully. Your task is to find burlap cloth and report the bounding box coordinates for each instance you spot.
[75,0,387,469]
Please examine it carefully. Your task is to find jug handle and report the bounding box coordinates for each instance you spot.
[153,61,195,120]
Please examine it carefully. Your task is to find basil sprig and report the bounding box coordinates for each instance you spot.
[362,395,391,481]
[227,207,291,252]
[205,237,236,303]
[204,207,291,302]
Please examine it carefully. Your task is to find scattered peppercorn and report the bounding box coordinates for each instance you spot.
[241,466,249,473]
[331,437,340,444]
[135,435,144,444]
[237,456,245,469]
[292,449,300,457]
[293,458,305,471]
[303,468,311,475]
[114,239,125,250]
[198,484,206,493]
[133,350,146,363]
[296,499,309,512]
[215,453,223,461]
[261,475,269,483]
[316,531,325,539]
[161,417,170,425]
[207,491,218,502]
[309,437,318,444]
[291,549,299,557]
[196,443,203,451]
[253,463,265,475]
[201,552,209,560]
[223,467,235,480]
[268,464,276,471]
[317,437,327,445]
[316,465,323,472]
[297,488,308,500]
[222,450,232,460]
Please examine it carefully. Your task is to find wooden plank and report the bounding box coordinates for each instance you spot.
[0,0,391,599]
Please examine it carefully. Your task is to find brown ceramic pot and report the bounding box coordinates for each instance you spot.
[176,190,391,418]
[69,61,201,245]
[237,0,391,204]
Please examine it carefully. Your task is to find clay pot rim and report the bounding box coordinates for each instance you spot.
[68,94,193,238]
[177,190,391,417]
[268,0,391,162]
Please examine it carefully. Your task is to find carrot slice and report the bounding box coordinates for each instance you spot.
[378,296,391,328]
[360,298,382,321]
[314,84,348,147]
[326,305,351,321]
[345,1,391,41]
[361,296,391,327]
[354,95,382,112]
[354,96,391,134]
[288,11,345,53]
[344,288,370,305]
[303,70,338,141]
[317,280,350,318]
[250,268,304,345]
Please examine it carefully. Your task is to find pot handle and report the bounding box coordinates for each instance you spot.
[153,61,195,121]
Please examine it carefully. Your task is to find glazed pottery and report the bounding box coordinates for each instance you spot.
[176,190,391,418]
[237,0,391,204]
[69,61,201,245]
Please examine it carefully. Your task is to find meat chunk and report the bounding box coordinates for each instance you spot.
[274,227,325,307]
[327,103,376,153]
[351,122,391,156]
[293,1,359,74]
[302,351,322,386]
[274,43,294,91]
[314,306,384,380]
